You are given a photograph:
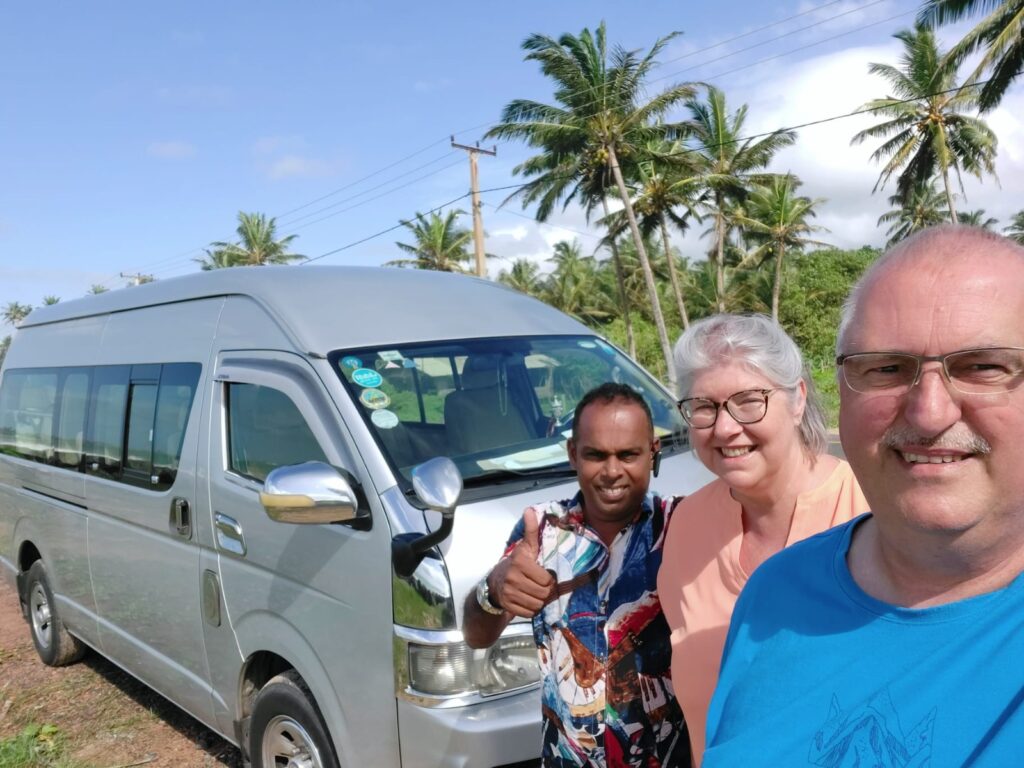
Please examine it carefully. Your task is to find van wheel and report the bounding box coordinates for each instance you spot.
[250,671,339,768]
[25,561,85,667]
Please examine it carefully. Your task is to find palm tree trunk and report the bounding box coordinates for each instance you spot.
[601,197,636,359]
[607,144,678,392]
[942,168,959,224]
[660,216,689,329]
[715,197,727,312]
[772,241,785,322]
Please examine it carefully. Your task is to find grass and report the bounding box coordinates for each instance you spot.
[0,724,84,768]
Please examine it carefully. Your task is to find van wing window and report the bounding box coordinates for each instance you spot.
[226,383,328,483]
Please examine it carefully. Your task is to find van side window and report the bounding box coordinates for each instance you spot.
[54,370,90,469]
[152,365,201,489]
[0,370,58,462]
[87,366,130,480]
[226,383,328,483]
[0,362,201,489]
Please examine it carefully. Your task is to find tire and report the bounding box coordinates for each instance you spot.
[25,560,85,667]
[249,670,340,768]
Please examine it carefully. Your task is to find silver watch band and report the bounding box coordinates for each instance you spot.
[476,575,504,615]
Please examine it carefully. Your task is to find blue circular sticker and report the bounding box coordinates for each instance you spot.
[341,356,362,369]
[352,368,383,388]
[371,409,400,429]
[359,388,391,410]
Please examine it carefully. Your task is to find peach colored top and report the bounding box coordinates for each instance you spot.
[656,460,868,766]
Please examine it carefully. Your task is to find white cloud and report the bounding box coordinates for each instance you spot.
[413,78,453,93]
[147,140,196,159]
[267,154,336,180]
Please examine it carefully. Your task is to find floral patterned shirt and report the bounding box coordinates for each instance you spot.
[504,492,689,768]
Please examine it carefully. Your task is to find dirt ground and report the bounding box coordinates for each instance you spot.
[0,579,242,767]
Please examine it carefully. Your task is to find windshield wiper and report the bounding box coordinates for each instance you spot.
[461,465,577,488]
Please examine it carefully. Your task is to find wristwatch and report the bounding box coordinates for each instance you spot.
[476,574,504,615]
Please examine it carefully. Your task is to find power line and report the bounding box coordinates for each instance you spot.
[447,0,910,142]
[113,0,916,283]
[306,70,1014,263]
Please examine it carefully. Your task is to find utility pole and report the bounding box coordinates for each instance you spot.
[120,272,153,286]
[451,136,496,278]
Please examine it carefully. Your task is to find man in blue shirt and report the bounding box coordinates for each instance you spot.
[463,382,688,768]
[704,226,1024,767]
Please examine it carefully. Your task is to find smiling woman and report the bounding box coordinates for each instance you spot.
[656,313,869,767]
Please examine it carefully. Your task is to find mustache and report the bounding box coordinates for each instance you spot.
[881,425,992,455]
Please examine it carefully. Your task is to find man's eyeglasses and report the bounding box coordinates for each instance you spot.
[677,389,777,429]
[836,347,1024,396]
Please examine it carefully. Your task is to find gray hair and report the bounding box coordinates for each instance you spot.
[837,224,1024,354]
[674,313,828,457]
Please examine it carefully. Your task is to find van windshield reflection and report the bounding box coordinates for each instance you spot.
[330,336,685,486]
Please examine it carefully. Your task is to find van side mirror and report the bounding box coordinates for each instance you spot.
[392,457,463,578]
[259,461,360,524]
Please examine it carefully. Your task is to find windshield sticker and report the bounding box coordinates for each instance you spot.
[352,368,384,388]
[378,350,404,363]
[383,361,401,369]
[359,388,391,410]
[577,340,597,349]
[341,355,362,369]
[595,340,616,356]
[371,409,400,430]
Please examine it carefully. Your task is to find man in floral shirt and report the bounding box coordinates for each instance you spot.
[463,382,688,767]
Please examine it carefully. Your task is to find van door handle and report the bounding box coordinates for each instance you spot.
[214,512,246,557]
[171,497,192,539]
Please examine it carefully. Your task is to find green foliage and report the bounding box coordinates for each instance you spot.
[0,724,81,768]
[388,209,473,272]
[197,211,304,270]
[779,246,880,366]
[811,365,842,431]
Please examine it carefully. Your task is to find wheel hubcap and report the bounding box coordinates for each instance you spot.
[261,715,323,768]
[29,583,52,650]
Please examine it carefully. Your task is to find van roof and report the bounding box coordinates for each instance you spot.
[20,266,591,351]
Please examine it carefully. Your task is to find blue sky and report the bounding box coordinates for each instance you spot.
[2,0,1022,318]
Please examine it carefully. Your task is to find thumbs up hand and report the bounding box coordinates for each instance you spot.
[487,509,557,618]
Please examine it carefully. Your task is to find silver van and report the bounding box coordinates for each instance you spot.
[0,267,711,768]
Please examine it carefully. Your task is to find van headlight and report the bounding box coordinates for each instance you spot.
[398,628,541,701]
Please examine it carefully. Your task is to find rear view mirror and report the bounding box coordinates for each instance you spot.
[393,457,463,578]
[259,461,359,524]
[411,456,463,518]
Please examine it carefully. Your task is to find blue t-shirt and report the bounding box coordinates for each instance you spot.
[704,514,1024,767]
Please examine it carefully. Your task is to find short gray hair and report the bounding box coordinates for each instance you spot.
[837,224,1024,354]
[674,313,828,457]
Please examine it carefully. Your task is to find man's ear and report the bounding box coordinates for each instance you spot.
[567,438,578,470]
[651,437,662,477]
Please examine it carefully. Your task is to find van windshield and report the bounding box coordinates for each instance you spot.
[330,336,686,486]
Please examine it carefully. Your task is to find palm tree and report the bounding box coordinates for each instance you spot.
[851,24,998,223]
[919,0,1024,111]
[733,175,828,321]
[542,240,609,322]
[196,249,238,271]
[197,211,305,269]
[1005,210,1024,244]
[486,22,696,390]
[88,284,109,294]
[683,86,797,312]
[2,302,32,327]
[877,179,949,245]
[498,258,543,296]
[387,210,473,272]
[605,142,703,329]
[958,208,999,229]
[42,296,60,306]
